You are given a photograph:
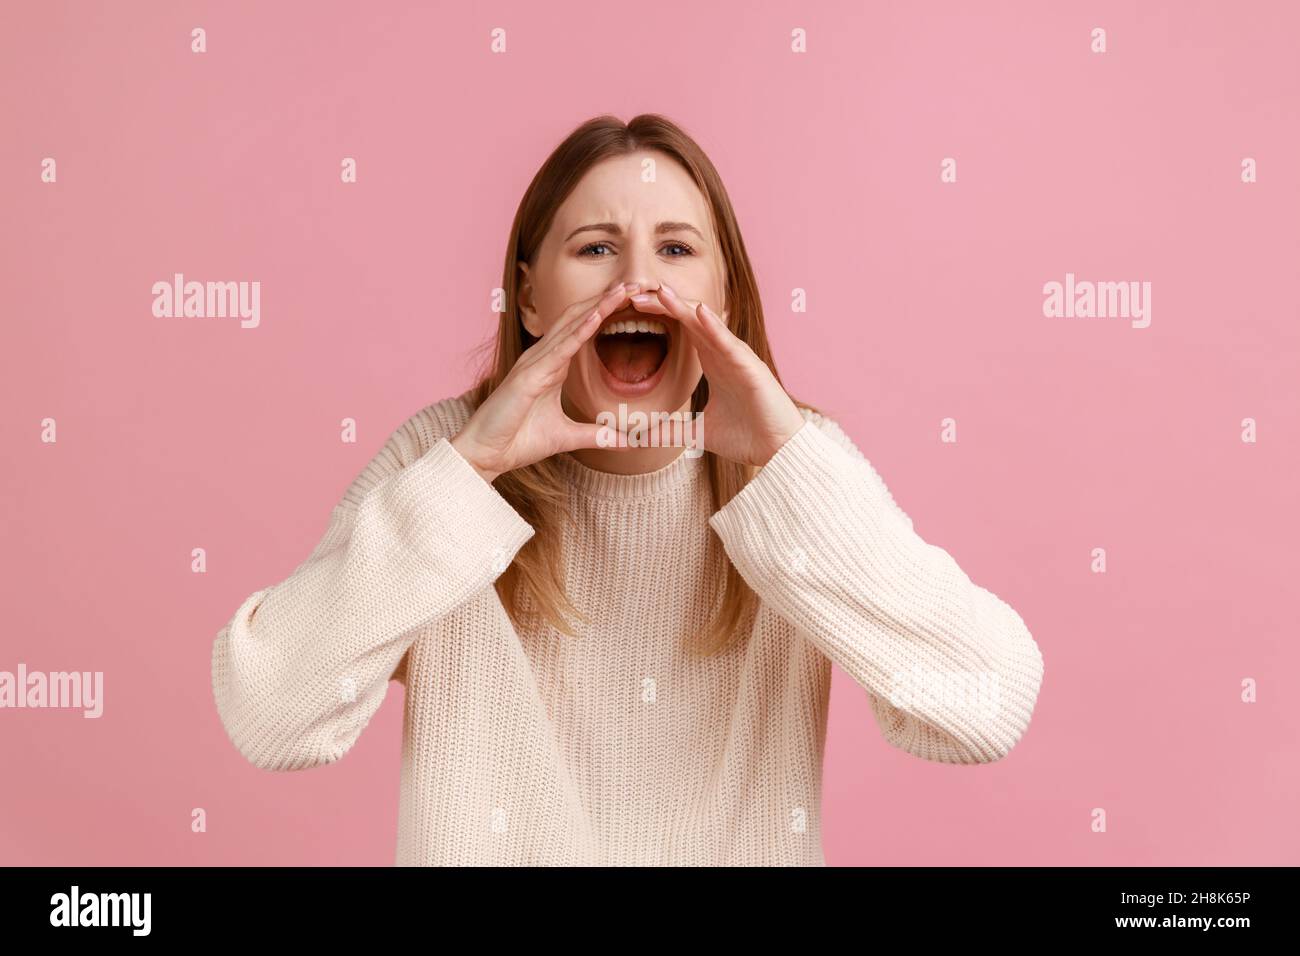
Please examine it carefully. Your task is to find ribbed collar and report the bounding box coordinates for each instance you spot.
[552,447,706,499]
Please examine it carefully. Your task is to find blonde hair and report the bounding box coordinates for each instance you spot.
[470,113,815,657]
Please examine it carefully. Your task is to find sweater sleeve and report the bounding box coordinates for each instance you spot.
[707,411,1044,765]
[210,405,534,772]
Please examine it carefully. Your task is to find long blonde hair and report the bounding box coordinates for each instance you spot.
[470,113,815,657]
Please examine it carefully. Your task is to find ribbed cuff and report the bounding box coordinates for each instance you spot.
[707,418,900,580]
[708,419,1044,763]
[365,436,535,579]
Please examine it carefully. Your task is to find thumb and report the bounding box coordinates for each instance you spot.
[559,419,629,454]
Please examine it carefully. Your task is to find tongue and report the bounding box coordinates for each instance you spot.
[596,334,666,383]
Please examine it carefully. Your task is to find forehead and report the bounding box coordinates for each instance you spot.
[552,150,712,235]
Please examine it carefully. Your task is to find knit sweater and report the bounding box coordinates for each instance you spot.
[210,390,1044,866]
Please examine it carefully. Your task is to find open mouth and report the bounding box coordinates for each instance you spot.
[594,309,670,387]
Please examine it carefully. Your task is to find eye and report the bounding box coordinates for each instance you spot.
[576,240,698,258]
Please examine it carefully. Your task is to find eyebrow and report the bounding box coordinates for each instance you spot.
[563,221,706,243]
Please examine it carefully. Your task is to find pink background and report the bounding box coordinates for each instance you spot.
[2,0,1297,866]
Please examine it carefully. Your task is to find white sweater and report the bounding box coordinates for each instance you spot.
[210,391,1044,865]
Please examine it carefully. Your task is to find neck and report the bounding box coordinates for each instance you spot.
[567,443,688,475]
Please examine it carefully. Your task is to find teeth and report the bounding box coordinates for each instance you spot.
[599,317,669,336]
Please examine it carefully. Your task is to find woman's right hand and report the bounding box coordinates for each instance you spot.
[450,282,639,484]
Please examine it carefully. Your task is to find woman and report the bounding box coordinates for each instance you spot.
[211,113,1045,866]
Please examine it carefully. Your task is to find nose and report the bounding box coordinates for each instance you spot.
[616,241,664,294]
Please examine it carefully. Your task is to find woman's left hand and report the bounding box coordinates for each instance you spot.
[632,283,805,467]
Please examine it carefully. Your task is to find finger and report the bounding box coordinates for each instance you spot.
[558,414,707,456]
[529,283,632,363]
[625,291,670,316]
[630,410,706,452]
[557,418,630,454]
[627,286,722,321]
[668,290,753,369]
[674,289,738,352]
[624,289,723,363]
[534,283,632,375]
[645,285,727,359]
[543,284,626,344]
[547,299,606,364]
[558,280,643,334]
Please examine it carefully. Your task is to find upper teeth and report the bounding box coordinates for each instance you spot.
[599,318,668,336]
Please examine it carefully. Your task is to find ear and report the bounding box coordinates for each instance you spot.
[517,262,543,338]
